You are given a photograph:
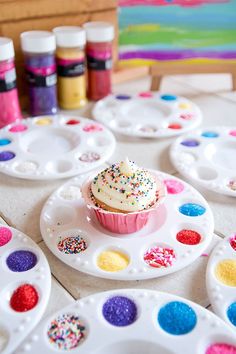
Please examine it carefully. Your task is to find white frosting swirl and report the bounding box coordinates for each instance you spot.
[91,160,158,212]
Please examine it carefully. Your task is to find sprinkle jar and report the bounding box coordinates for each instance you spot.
[84,22,114,101]
[53,26,87,109]
[20,31,57,116]
[0,37,22,128]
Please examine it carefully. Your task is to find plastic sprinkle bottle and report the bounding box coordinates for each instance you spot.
[0,37,22,128]
[20,31,57,116]
[53,26,87,109]
[84,22,114,101]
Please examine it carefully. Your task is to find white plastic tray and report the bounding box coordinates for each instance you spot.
[206,234,236,330]
[92,93,202,138]
[15,289,236,354]
[0,224,51,353]
[40,169,214,281]
[170,126,236,196]
[0,115,116,180]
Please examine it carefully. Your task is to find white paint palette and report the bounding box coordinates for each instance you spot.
[92,93,202,138]
[0,224,51,354]
[170,126,236,197]
[0,116,115,180]
[15,289,236,354]
[206,233,236,330]
[40,169,214,281]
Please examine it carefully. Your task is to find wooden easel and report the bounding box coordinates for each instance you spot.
[150,62,236,91]
[112,62,236,91]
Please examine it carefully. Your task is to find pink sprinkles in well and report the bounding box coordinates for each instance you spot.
[229,130,236,137]
[0,226,12,246]
[139,91,153,98]
[83,124,103,132]
[9,124,27,133]
[230,234,236,251]
[144,246,176,268]
[164,179,184,194]
[179,113,194,120]
[206,343,236,354]
[79,152,100,163]
[228,180,236,191]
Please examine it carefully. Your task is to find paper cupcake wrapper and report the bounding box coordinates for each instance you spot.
[93,207,150,234]
[82,176,166,235]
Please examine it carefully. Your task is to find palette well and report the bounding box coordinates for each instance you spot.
[0,115,115,180]
[16,289,236,354]
[40,169,214,281]
[0,224,51,354]
[92,92,202,138]
[206,233,236,330]
[170,126,236,197]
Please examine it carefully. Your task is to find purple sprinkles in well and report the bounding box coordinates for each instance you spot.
[102,296,137,327]
[115,94,131,100]
[0,151,15,161]
[181,139,200,147]
[6,250,37,272]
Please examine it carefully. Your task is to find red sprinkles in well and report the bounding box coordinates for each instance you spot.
[168,123,182,129]
[10,284,39,312]
[230,234,236,251]
[66,119,80,125]
[176,229,201,245]
[144,246,176,268]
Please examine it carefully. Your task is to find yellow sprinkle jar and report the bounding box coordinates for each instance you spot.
[53,26,87,109]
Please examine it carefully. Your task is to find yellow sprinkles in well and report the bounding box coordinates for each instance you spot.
[179,103,191,110]
[97,250,129,272]
[35,117,52,126]
[215,259,236,286]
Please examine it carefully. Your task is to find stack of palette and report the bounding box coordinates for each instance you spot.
[0,90,236,354]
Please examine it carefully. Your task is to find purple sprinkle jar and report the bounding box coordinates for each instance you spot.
[20,31,57,116]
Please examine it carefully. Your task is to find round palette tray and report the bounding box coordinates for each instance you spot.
[0,224,51,354]
[92,92,202,138]
[16,289,236,354]
[40,169,214,281]
[0,115,116,180]
[170,126,236,197]
[206,233,236,330]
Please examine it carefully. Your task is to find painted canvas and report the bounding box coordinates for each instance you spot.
[118,0,236,67]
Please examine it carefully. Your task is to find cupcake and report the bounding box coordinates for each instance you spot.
[82,158,166,234]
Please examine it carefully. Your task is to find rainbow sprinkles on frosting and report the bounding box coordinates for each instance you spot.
[90,158,160,212]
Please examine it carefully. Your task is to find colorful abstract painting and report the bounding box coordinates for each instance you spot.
[118,0,236,67]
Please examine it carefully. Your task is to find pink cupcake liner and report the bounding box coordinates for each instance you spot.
[82,176,166,235]
[93,207,150,234]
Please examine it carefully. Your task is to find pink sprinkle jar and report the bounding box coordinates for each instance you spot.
[0,37,22,128]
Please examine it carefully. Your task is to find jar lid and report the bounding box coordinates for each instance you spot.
[20,31,56,53]
[0,37,14,61]
[83,22,114,43]
[53,26,86,48]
